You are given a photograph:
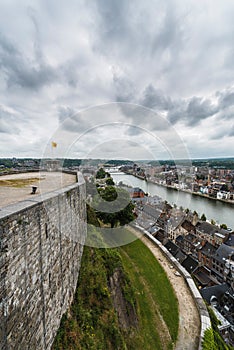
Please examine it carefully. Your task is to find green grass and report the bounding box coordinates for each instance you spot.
[52,228,179,350]
[0,177,41,187]
[119,234,179,350]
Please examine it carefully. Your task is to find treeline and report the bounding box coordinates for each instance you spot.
[148,158,234,169]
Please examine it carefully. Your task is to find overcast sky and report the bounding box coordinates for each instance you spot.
[0,0,234,160]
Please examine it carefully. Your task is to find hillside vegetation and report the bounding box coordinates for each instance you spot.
[53,186,178,350]
[202,307,234,350]
[52,227,178,350]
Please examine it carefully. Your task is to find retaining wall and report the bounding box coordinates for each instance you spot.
[0,172,86,350]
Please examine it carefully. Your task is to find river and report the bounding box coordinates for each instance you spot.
[111,172,234,230]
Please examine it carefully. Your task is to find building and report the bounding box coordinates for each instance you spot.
[129,187,145,198]
[195,221,228,246]
[212,244,234,286]
[166,213,185,241]
[198,242,218,269]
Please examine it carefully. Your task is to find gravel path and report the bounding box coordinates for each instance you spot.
[127,226,200,350]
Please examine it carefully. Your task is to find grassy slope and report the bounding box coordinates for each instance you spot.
[119,236,178,350]
[52,229,179,350]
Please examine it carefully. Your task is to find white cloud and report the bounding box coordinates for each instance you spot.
[0,0,234,159]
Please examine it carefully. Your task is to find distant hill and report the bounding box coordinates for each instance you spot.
[1,157,233,169]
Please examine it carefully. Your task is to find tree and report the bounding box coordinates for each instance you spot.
[202,328,215,350]
[220,223,227,230]
[211,219,216,225]
[106,177,115,186]
[98,186,118,202]
[92,187,135,228]
[96,168,106,179]
[201,213,207,221]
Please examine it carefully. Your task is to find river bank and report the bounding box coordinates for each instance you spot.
[111,173,234,229]
[126,172,234,206]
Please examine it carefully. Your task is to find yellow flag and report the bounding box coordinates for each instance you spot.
[51,141,57,148]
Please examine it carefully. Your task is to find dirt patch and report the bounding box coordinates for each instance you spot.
[0,177,42,188]
[109,268,138,329]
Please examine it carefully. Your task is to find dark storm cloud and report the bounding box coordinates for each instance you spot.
[151,2,185,54]
[95,0,128,42]
[229,125,234,136]
[140,84,173,110]
[58,106,78,124]
[0,106,20,134]
[166,100,186,125]
[58,106,92,133]
[0,33,57,90]
[185,97,219,126]
[210,129,226,140]
[218,109,234,121]
[0,9,79,92]
[210,123,234,142]
[138,81,234,129]
[61,63,79,88]
[27,6,44,63]
[217,89,234,109]
[126,126,142,136]
[112,73,135,103]
[0,0,234,158]
[138,85,218,127]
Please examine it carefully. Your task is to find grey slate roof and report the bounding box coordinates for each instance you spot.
[175,250,186,263]
[142,204,161,220]
[200,242,217,257]
[200,284,229,304]
[214,244,234,262]
[176,235,184,243]
[182,255,198,273]
[225,233,234,247]
[196,221,229,238]
[164,240,179,256]
[196,221,217,235]
[167,214,185,229]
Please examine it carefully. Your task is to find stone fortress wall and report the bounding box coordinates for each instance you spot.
[0,172,86,350]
